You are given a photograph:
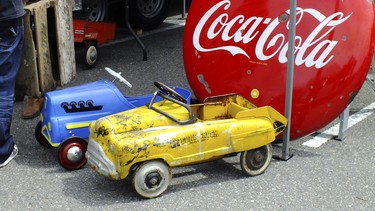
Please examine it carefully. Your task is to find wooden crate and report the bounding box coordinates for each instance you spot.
[18,0,76,97]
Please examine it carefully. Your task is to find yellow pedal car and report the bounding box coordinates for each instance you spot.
[86,82,287,198]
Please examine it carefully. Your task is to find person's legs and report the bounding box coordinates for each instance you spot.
[0,17,24,166]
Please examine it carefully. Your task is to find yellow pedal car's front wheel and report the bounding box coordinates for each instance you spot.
[240,144,273,176]
[133,160,171,198]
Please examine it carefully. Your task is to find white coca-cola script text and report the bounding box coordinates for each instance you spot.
[193,0,352,68]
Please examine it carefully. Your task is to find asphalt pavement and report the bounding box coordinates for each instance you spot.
[1,9,374,211]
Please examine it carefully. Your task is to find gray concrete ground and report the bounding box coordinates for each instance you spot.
[1,3,374,210]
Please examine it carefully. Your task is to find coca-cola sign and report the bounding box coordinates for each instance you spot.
[183,0,375,140]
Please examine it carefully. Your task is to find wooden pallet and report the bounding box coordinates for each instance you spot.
[17,0,76,97]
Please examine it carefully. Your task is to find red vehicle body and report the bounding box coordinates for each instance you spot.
[183,0,375,140]
[73,20,116,68]
[73,20,116,45]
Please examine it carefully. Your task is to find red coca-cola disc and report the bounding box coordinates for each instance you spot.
[183,0,375,140]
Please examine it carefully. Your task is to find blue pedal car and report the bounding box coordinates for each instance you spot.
[35,67,191,170]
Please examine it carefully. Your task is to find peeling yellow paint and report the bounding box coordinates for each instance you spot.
[87,94,287,180]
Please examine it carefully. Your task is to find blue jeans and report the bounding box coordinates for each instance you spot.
[0,17,24,163]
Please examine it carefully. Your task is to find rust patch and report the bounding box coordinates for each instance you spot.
[154,130,219,149]
[95,126,109,137]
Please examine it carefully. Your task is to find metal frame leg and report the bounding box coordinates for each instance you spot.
[181,0,186,19]
[273,0,296,161]
[337,105,350,141]
[125,0,147,61]
[365,48,375,91]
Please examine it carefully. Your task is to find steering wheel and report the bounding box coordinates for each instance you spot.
[154,81,187,104]
[105,67,132,88]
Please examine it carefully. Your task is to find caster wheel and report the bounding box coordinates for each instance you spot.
[85,43,99,69]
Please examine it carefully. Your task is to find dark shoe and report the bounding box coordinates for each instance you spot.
[21,97,44,119]
[0,144,18,168]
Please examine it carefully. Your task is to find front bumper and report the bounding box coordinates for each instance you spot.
[86,139,119,180]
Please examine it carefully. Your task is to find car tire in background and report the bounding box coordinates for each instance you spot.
[74,0,169,29]
[73,0,108,22]
[129,0,170,30]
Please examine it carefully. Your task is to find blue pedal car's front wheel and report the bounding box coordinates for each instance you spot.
[58,138,88,170]
[35,121,53,148]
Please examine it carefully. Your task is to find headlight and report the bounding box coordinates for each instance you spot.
[109,143,116,154]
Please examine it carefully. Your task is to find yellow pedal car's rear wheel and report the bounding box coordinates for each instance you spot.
[133,160,171,198]
[240,144,273,176]
[35,121,53,148]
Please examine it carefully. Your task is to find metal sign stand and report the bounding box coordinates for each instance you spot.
[337,105,350,141]
[179,0,187,19]
[365,50,375,92]
[274,1,373,157]
[182,0,187,19]
[274,0,296,161]
[338,50,375,140]
[338,49,375,140]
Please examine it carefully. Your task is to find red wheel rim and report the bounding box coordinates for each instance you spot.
[58,138,87,170]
